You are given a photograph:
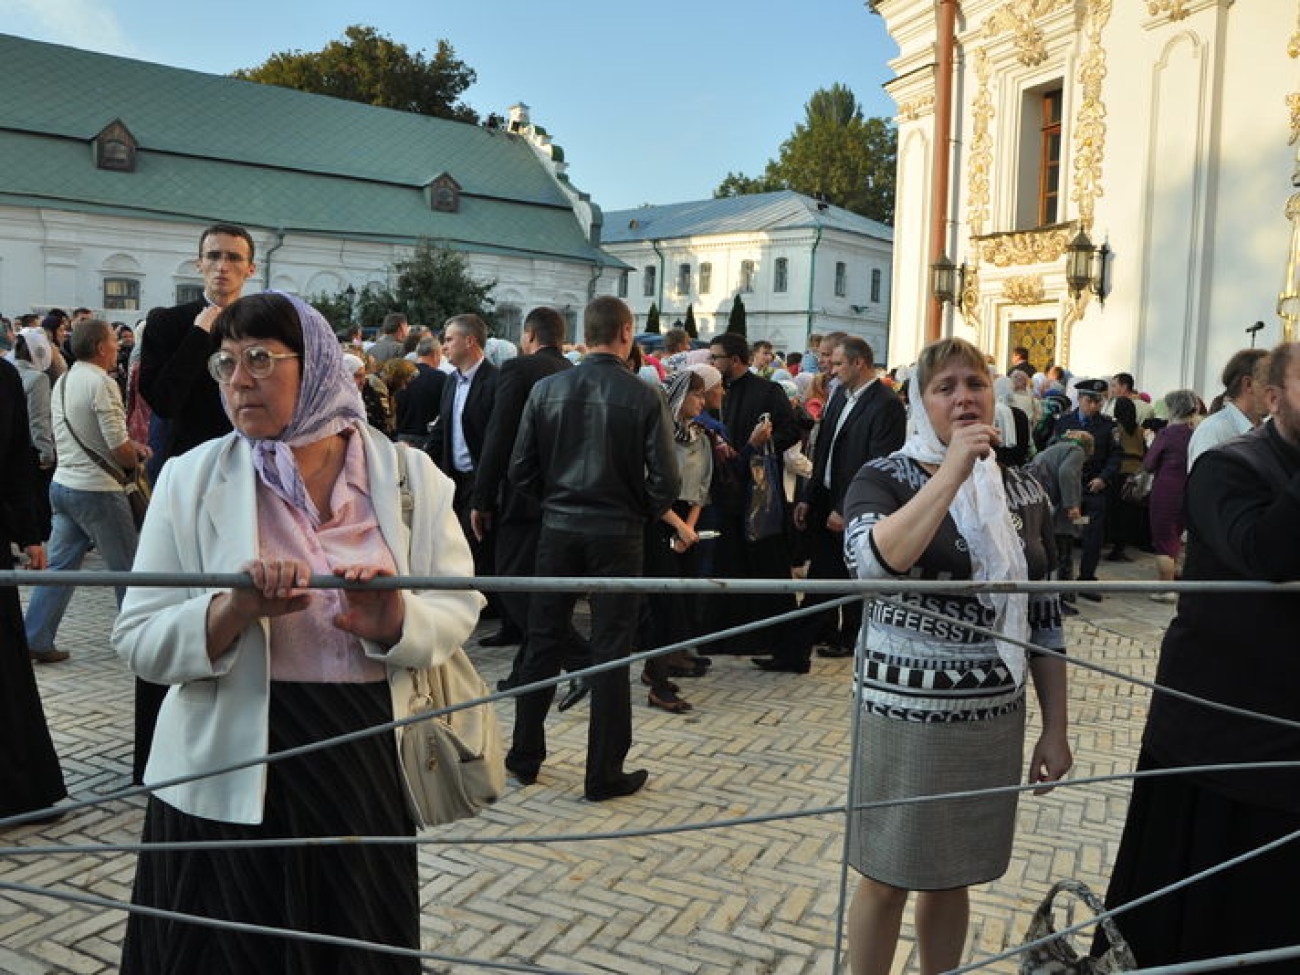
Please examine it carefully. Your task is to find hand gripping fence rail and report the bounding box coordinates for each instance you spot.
[3,570,1300,974]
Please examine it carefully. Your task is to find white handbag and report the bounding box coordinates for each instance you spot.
[399,652,505,827]
[392,443,505,828]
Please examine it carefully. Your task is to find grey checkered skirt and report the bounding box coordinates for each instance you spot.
[847,701,1025,890]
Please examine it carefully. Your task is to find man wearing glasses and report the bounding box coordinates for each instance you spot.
[133,223,256,784]
[139,224,258,465]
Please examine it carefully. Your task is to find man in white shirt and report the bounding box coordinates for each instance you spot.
[1188,349,1268,470]
[25,319,150,663]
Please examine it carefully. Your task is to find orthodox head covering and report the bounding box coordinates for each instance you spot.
[11,326,52,372]
[227,292,366,527]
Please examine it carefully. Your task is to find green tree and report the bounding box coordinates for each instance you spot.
[353,285,401,332]
[234,25,478,122]
[728,295,747,337]
[393,240,495,328]
[646,302,661,334]
[683,305,698,338]
[714,169,782,198]
[308,290,356,334]
[712,84,897,225]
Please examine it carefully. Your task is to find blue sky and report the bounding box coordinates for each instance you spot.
[1,0,899,211]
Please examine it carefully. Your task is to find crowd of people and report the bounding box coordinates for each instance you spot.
[1,220,1297,972]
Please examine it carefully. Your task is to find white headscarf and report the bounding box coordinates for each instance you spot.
[896,399,1029,687]
[9,326,52,372]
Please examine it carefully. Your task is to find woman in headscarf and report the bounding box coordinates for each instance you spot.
[638,369,714,712]
[7,327,55,530]
[113,292,482,974]
[840,337,1071,975]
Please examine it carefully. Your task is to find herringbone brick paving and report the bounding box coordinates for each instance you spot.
[2,554,1173,973]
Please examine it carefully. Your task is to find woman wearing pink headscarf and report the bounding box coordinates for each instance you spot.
[114,293,483,973]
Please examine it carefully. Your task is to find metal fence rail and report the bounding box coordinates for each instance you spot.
[3,570,1296,974]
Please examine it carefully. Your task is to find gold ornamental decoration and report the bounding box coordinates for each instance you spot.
[984,0,1071,67]
[1071,0,1113,233]
[1002,275,1047,305]
[1145,0,1189,20]
[897,94,935,121]
[966,50,995,241]
[1289,93,1300,147]
[977,226,1076,267]
[961,263,983,327]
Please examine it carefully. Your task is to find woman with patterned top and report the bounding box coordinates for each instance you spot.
[840,337,1072,975]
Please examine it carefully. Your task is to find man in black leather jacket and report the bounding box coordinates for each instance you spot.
[506,296,679,801]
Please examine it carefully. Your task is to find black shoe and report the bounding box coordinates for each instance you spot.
[556,678,590,712]
[479,627,522,647]
[1078,590,1104,603]
[752,657,810,674]
[1060,601,1079,617]
[496,674,520,693]
[504,757,538,786]
[585,769,648,802]
[817,645,854,659]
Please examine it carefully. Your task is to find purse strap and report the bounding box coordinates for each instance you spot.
[58,374,129,486]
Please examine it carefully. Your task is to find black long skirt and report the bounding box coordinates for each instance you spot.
[122,680,419,975]
[0,551,66,820]
[1099,749,1300,973]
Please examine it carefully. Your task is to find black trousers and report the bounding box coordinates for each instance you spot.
[450,471,500,617]
[785,514,861,666]
[495,514,591,685]
[1077,488,1107,581]
[509,526,642,793]
[708,508,797,654]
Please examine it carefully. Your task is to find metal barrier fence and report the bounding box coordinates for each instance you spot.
[2,570,1297,974]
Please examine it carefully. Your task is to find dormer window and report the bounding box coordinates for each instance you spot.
[94,120,137,172]
[428,172,461,213]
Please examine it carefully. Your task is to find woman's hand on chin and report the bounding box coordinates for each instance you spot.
[940,422,999,480]
[230,558,313,620]
[332,564,405,647]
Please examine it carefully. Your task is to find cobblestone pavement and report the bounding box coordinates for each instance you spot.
[1,552,1174,974]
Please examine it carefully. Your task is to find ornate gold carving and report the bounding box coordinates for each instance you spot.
[897,94,935,121]
[1070,0,1113,233]
[976,226,1076,267]
[966,50,994,241]
[960,264,982,326]
[1145,0,1189,20]
[1290,0,1300,59]
[1289,93,1300,146]
[1002,275,1047,305]
[984,0,1071,67]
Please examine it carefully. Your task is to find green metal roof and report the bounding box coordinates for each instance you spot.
[0,32,620,266]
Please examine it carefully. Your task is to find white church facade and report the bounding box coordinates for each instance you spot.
[874,0,1300,395]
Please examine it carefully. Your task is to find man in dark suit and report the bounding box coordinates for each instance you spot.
[1051,378,1120,600]
[429,313,498,581]
[786,336,906,667]
[139,223,256,464]
[706,332,805,667]
[470,308,590,691]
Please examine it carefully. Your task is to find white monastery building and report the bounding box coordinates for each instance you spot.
[874,0,1300,395]
[0,34,621,340]
[601,192,894,358]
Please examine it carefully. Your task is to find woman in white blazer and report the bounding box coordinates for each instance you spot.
[113,292,482,974]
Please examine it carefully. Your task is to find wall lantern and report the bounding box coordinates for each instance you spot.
[930,254,966,306]
[1066,229,1110,306]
